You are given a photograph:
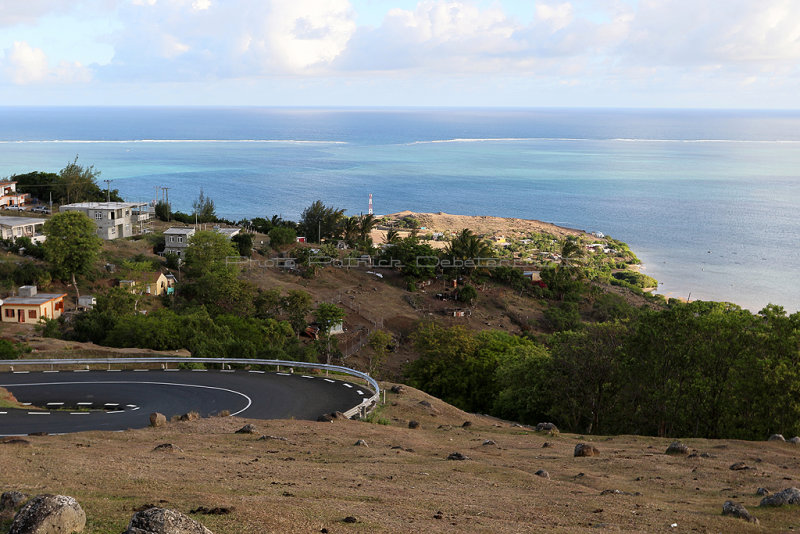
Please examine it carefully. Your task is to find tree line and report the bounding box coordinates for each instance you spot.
[405,301,800,440]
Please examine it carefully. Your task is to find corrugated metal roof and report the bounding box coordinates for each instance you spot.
[2,293,66,305]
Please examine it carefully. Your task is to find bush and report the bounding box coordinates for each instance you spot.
[612,270,658,289]
[268,227,297,248]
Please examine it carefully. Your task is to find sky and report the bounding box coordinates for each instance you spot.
[0,0,798,108]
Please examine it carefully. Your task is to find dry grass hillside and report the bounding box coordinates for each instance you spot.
[1,385,798,533]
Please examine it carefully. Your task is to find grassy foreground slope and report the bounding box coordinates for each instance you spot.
[1,385,798,533]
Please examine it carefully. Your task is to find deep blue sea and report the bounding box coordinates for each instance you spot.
[1,107,798,312]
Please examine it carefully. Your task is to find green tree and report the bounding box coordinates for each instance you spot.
[60,156,120,203]
[192,188,216,223]
[183,230,239,278]
[232,232,253,257]
[444,228,494,276]
[457,283,478,305]
[300,200,344,243]
[367,329,392,377]
[313,302,346,365]
[377,236,439,280]
[282,289,313,334]
[42,211,103,299]
[268,226,297,248]
[384,228,401,244]
[155,201,171,221]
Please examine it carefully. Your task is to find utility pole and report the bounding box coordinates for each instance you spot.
[103,180,111,202]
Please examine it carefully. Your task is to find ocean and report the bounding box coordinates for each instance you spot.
[0,107,798,313]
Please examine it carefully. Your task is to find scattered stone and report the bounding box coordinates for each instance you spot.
[179,412,199,422]
[389,385,404,394]
[8,494,86,534]
[149,413,166,428]
[722,501,758,523]
[447,452,470,461]
[534,470,550,479]
[535,422,559,434]
[768,434,786,442]
[153,443,183,452]
[790,437,800,445]
[408,420,420,429]
[235,424,257,434]
[123,507,213,534]
[729,462,750,471]
[759,487,800,507]
[600,489,642,496]
[354,439,368,447]
[419,401,432,408]
[574,443,600,457]
[257,435,288,442]
[433,511,443,519]
[482,440,496,446]
[756,488,770,496]
[1,492,27,512]
[542,442,551,448]
[189,506,232,515]
[461,421,472,428]
[27,432,48,437]
[665,442,689,455]
[317,414,334,423]
[342,516,357,523]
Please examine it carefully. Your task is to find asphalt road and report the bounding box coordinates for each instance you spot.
[0,369,371,436]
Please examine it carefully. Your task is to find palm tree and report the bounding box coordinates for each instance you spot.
[384,228,401,244]
[558,237,585,276]
[340,216,360,244]
[445,229,494,275]
[358,213,377,243]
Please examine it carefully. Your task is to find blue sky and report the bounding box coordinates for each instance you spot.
[0,0,798,108]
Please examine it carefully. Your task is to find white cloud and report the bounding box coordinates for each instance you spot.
[2,41,91,85]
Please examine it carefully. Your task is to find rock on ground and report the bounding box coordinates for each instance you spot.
[722,501,758,523]
[535,422,559,434]
[665,442,689,455]
[149,413,166,428]
[1,491,27,512]
[574,443,599,457]
[790,436,800,445]
[123,507,213,534]
[235,424,257,434]
[8,494,86,534]
[759,487,800,507]
[768,434,786,442]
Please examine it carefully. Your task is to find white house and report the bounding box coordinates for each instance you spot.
[60,202,150,240]
[0,216,47,243]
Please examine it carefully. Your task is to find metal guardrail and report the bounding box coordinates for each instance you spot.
[1,357,380,420]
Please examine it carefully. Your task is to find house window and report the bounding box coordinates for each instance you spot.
[4,308,13,318]
[178,237,183,243]
[28,310,36,319]
[95,212,102,220]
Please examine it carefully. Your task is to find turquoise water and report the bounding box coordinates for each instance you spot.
[0,107,798,312]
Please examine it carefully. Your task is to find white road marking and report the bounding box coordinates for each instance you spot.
[106,369,121,372]
[277,372,290,376]
[104,403,119,407]
[191,369,208,372]
[46,402,64,406]
[301,375,314,379]
[164,369,179,372]
[220,370,235,373]
[43,370,59,373]
[70,412,90,415]
[126,404,137,408]
[248,370,265,374]
[77,402,92,406]
[357,390,364,395]
[28,412,49,415]
[133,369,149,372]
[21,402,32,406]
[5,380,252,417]
[131,407,140,411]
[13,371,29,374]
[107,410,125,414]
[324,379,335,383]
[343,384,353,388]
[0,412,7,415]
[73,369,90,373]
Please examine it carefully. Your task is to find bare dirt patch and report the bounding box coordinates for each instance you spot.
[0,385,795,533]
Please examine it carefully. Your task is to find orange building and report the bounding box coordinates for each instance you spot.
[1,286,66,323]
[0,181,29,208]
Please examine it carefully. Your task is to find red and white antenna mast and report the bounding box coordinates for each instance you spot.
[368,194,373,215]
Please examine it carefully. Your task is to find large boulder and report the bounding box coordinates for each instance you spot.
[123,507,213,534]
[149,413,166,428]
[759,487,800,507]
[574,443,599,457]
[665,442,689,455]
[768,434,786,442]
[722,501,758,524]
[8,494,85,534]
[535,422,559,434]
